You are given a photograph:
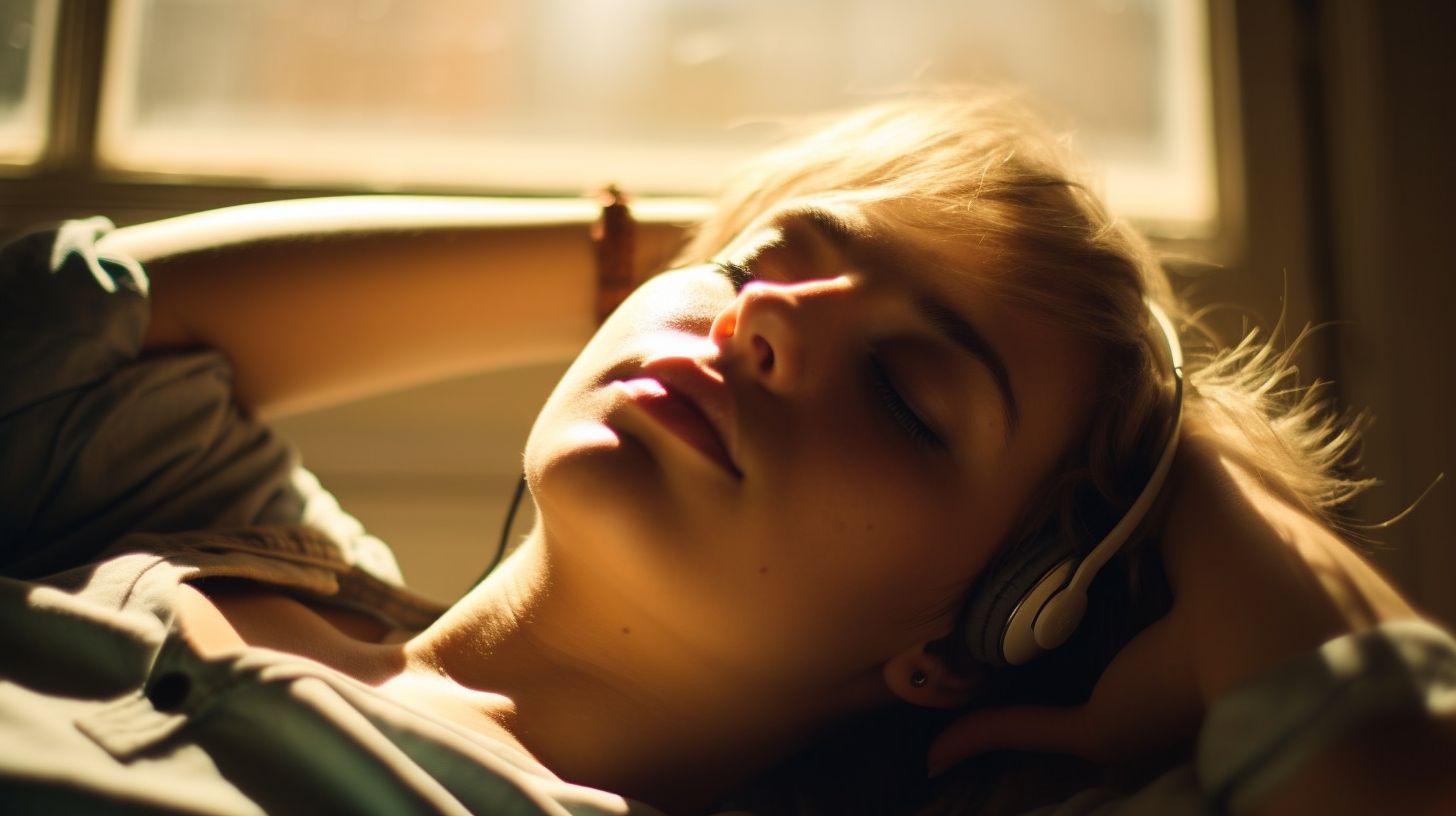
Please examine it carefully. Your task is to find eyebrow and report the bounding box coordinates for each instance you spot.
[793,207,1022,434]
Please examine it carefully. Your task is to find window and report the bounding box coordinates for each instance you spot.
[95,0,1215,232]
[0,0,57,167]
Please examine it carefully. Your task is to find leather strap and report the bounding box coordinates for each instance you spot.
[591,185,636,325]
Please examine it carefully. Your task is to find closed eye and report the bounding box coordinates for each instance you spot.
[714,259,755,292]
[867,356,944,449]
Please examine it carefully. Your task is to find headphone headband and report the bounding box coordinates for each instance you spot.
[967,299,1184,666]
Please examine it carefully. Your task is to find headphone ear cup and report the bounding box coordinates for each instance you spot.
[961,536,1078,668]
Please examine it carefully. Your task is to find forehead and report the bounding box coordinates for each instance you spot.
[750,197,1049,352]
[738,197,994,296]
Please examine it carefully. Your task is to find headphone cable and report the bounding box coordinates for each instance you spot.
[474,472,527,588]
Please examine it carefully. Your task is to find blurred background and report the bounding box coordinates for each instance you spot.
[2,0,1452,620]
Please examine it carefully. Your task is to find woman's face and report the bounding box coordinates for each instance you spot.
[524,200,1099,685]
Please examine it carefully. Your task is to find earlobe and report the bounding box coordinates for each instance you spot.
[883,640,986,709]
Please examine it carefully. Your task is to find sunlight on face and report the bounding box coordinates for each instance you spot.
[523,199,1100,682]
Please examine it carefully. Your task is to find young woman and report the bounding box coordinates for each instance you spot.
[1,94,1452,815]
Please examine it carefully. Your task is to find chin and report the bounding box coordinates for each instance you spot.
[526,415,665,545]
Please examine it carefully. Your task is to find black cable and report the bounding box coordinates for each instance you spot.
[474,472,528,588]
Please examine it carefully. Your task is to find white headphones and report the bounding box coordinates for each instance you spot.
[962,300,1184,667]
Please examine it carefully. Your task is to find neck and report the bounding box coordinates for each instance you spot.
[401,533,866,813]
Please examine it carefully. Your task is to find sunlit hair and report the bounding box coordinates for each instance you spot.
[680,91,1374,815]
[678,89,1370,561]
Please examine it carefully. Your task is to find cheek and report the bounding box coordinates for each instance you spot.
[754,443,979,618]
[772,415,956,552]
[613,267,733,337]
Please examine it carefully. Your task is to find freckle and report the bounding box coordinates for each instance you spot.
[757,565,769,575]
[620,626,631,635]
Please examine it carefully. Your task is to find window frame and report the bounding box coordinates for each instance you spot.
[4,0,1244,269]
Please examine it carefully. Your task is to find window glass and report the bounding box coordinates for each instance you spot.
[99,0,1214,231]
[0,0,57,166]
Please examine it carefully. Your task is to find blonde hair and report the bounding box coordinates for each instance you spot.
[679,90,1368,544]
[689,91,1373,815]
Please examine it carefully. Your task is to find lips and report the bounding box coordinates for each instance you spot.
[616,357,741,478]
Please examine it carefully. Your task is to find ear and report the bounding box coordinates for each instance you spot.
[882,638,986,709]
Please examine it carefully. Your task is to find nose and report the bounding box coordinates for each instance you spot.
[709,276,854,394]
